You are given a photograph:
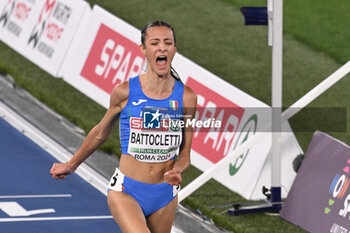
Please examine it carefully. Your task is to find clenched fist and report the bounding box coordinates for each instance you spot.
[50,163,75,180]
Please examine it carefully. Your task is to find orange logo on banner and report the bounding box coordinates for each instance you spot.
[80,24,146,94]
[185,77,245,163]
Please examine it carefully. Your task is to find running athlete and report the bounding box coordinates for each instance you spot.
[50,20,197,233]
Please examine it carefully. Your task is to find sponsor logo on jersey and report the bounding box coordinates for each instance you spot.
[132,99,147,106]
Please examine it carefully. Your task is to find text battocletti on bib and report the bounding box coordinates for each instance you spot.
[127,109,183,162]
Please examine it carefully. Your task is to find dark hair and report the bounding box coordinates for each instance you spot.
[141,20,181,82]
[141,20,176,46]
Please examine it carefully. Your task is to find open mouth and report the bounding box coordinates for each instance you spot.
[156,56,167,67]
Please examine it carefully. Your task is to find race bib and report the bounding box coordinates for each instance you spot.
[108,168,125,192]
[128,115,182,163]
[173,185,181,197]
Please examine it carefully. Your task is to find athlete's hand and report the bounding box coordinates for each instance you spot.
[50,163,75,180]
[164,169,182,186]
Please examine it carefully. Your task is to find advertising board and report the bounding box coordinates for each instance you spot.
[0,0,90,76]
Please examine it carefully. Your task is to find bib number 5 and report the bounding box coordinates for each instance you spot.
[108,168,125,191]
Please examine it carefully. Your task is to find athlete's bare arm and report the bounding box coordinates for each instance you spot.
[50,82,129,179]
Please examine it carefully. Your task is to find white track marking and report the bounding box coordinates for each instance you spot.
[0,202,55,217]
[0,194,72,199]
[0,216,114,222]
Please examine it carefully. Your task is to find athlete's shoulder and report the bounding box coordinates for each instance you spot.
[110,79,130,108]
[183,85,197,108]
[183,85,197,101]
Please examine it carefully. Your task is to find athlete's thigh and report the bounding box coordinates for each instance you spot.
[146,196,178,233]
[108,190,150,233]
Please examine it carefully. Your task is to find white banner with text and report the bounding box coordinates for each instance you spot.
[0,0,90,76]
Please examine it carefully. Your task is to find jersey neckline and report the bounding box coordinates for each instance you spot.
[136,76,179,101]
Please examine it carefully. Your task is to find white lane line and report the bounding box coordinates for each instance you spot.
[0,216,114,222]
[0,194,72,199]
[0,202,55,216]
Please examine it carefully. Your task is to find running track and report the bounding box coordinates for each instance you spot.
[0,102,185,233]
[0,103,121,232]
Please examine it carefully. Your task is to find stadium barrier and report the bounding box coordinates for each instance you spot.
[0,0,90,77]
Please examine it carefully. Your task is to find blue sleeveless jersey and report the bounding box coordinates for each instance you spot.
[119,76,184,163]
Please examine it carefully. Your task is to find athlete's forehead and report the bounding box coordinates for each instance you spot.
[144,26,175,41]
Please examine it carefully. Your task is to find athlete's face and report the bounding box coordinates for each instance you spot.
[141,26,176,77]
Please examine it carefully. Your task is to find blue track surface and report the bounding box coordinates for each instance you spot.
[0,118,121,232]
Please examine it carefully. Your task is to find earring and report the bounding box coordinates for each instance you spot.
[142,60,148,73]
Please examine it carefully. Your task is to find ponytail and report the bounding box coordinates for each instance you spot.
[171,66,182,83]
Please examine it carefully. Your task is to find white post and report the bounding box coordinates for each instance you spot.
[267,0,273,46]
[270,0,283,200]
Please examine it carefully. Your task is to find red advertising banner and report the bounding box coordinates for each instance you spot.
[186,77,245,163]
[80,24,145,94]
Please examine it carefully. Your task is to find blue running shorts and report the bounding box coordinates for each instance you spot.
[108,168,180,217]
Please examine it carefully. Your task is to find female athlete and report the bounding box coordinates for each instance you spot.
[50,20,197,233]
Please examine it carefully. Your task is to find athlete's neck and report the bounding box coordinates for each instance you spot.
[140,73,174,98]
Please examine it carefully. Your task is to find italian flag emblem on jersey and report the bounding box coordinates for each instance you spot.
[169,100,178,110]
